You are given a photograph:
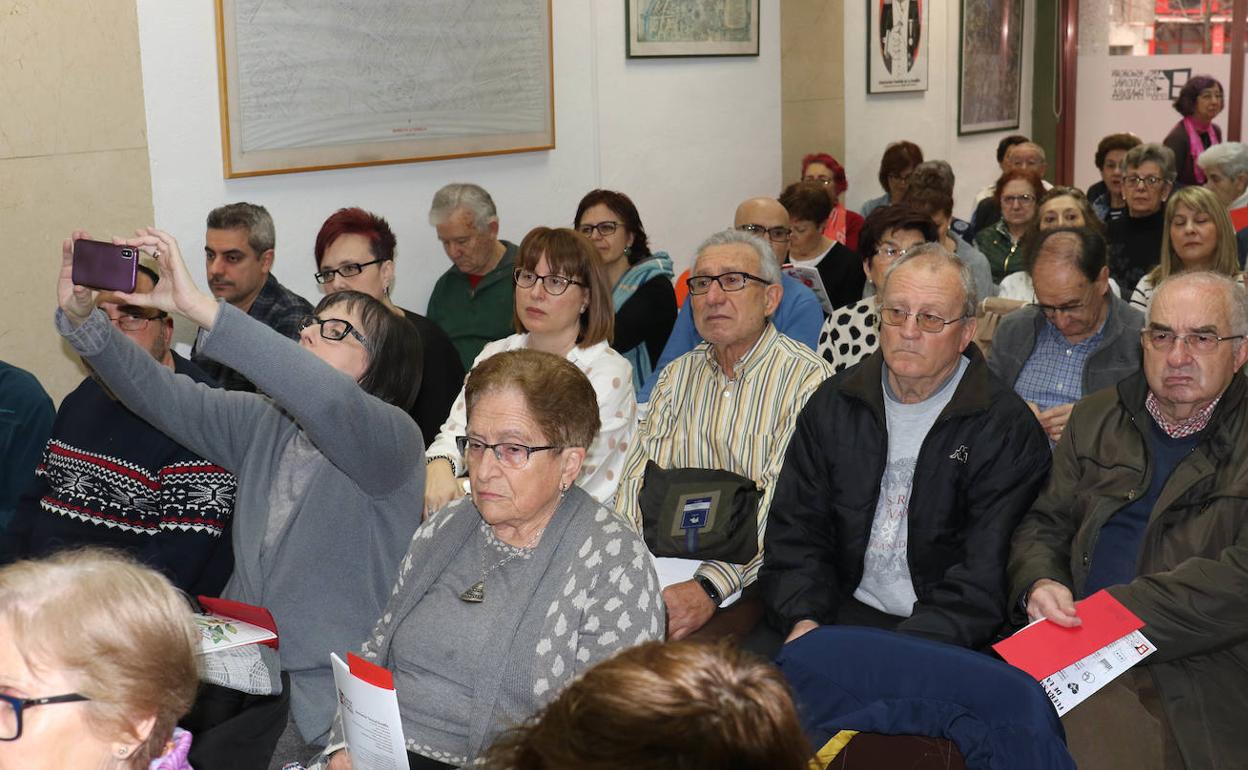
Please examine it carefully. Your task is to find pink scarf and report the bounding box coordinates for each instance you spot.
[821,201,848,245]
[1184,115,1218,184]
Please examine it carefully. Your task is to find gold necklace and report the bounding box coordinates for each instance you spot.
[460,526,543,603]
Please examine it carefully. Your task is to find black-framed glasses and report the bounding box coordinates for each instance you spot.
[1124,174,1165,189]
[456,436,560,469]
[105,309,167,331]
[1140,329,1245,354]
[577,221,620,237]
[513,268,584,296]
[802,176,833,186]
[314,259,386,284]
[0,693,90,740]
[736,223,791,243]
[1002,194,1036,206]
[298,316,370,349]
[879,306,967,333]
[686,271,770,296]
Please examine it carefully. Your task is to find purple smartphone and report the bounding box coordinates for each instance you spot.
[72,239,138,293]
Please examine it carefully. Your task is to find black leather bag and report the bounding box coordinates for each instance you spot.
[638,460,760,564]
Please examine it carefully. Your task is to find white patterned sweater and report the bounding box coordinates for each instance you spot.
[314,487,664,767]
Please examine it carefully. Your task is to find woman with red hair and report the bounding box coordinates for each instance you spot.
[801,152,864,252]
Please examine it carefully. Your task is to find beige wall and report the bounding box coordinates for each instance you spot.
[780,0,845,188]
[0,0,154,404]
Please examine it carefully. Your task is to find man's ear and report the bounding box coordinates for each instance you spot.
[259,248,275,274]
[763,282,783,317]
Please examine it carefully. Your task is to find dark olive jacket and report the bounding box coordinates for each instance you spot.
[1009,371,1248,769]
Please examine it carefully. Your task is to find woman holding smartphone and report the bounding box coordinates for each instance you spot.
[55,227,425,768]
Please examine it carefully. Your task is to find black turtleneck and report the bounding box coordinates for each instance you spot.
[1107,208,1165,298]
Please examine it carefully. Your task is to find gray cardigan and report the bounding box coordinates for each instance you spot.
[320,486,664,766]
[58,304,424,744]
[988,293,1144,398]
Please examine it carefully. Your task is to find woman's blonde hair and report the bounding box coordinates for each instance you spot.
[0,549,200,767]
[1152,185,1240,284]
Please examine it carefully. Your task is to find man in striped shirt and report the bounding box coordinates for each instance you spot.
[615,229,834,640]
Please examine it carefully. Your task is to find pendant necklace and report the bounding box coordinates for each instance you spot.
[460,525,544,603]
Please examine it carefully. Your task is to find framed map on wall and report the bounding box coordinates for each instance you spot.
[215,0,554,178]
[958,0,1024,135]
[626,0,760,58]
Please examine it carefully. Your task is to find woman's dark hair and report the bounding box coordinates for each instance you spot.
[1094,133,1142,169]
[513,227,615,346]
[901,165,955,219]
[314,291,421,412]
[313,207,397,268]
[876,140,924,193]
[778,181,833,225]
[1173,75,1222,117]
[574,189,652,265]
[859,204,939,266]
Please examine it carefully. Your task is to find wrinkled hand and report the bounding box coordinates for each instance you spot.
[1036,403,1074,443]
[115,227,219,328]
[326,749,353,770]
[785,619,820,644]
[663,580,716,641]
[423,458,465,519]
[58,231,99,326]
[1026,578,1081,628]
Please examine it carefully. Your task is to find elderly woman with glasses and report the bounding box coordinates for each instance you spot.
[424,228,636,515]
[1130,186,1242,312]
[318,349,663,770]
[0,550,200,770]
[975,170,1045,284]
[1163,74,1224,188]
[55,227,425,765]
[801,152,864,251]
[312,207,464,446]
[1107,143,1176,298]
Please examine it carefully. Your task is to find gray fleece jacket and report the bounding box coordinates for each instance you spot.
[58,303,424,744]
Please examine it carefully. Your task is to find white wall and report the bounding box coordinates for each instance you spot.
[842,1,1037,220]
[134,0,781,331]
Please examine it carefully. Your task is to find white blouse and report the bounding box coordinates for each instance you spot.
[426,333,637,505]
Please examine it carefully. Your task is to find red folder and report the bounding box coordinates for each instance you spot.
[348,652,394,690]
[197,596,280,650]
[992,590,1144,680]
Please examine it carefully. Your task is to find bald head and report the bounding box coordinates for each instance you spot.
[733,197,790,264]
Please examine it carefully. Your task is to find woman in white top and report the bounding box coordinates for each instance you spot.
[1129,185,1241,312]
[424,227,636,513]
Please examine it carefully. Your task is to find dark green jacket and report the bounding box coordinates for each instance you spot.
[1009,371,1248,769]
[426,241,517,370]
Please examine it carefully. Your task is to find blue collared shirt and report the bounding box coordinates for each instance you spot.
[1013,319,1105,412]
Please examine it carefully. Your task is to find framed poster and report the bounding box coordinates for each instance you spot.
[958,0,1025,135]
[626,0,760,58]
[215,0,555,178]
[868,0,929,93]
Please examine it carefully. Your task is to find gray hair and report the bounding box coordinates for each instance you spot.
[428,183,499,231]
[694,229,782,285]
[1197,141,1248,179]
[1125,142,1177,182]
[1150,271,1248,344]
[1009,142,1047,162]
[914,159,955,188]
[206,202,275,255]
[882,242,978,319]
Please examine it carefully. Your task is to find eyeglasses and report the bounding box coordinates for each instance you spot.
[879,306,967,333]
[888,172,913,184]
[876,243,917,260]
[513,268,584,296]
[577,221,620,237]
[1141,329,1245,353]
[802,176,833,186]
[1124,174,1166,189]
[1035,300,1088,318]
[1002,194,1036,206]
[314,258,386,284]
[105,310,167,331]
[298,316,370,349]
[456,436,560,469]
[736,224,791,242]
[686,271,770,295]
[1,693,90,741]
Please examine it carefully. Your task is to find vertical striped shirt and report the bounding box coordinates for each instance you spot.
[614,323,834,599]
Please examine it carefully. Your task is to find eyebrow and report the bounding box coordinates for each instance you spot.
[1147,322,1220,334]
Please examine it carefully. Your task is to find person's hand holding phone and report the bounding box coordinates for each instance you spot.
[119,227,221,330]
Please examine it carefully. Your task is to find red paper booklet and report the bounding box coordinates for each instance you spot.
[992,590,1144,680]
[196,596,279,652]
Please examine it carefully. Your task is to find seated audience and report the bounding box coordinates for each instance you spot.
[314,206,464,446]
[780,180,865,310]
[761,244,1050,652]
[1107,143,1175,298]
[1088,133,1142,224]
[574,190,677,395]
[1131,185,1241,312]
[0,549,200,769]
[615,229,833,640]
[970,142,1052,238]
[426,183,519,370]
[425,228,634,513]
[319,350,663,770]
[971,134,1030,207]
[975,170,1044,283]
[1163,74,1224,188]
[998,187,1112,301]
[801,152,864,251]
[196,202,313,392]
[0,361,53,529]
[861,140,924,217]
[901,166,997,300]
[1009,271,1248,769]
[55,228,425,761]
[2,264,236,596]
[482,641,812,770]
[1197,141,1248,230]
[817,204,938,372]
[989,228,1143,444]
[912,159,974,243]
[640,197,823,402]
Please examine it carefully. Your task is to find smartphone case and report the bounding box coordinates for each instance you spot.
[72,239,138,293]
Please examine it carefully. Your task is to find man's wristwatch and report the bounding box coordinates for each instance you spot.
[694,575,722,607]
